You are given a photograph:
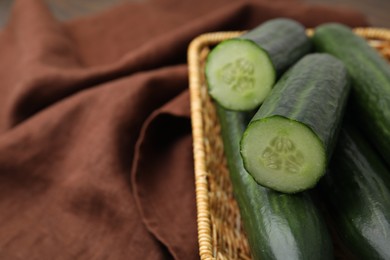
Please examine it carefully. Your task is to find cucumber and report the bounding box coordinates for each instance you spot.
[319,125,390,259]
[312,23,390,163]
[240,53,350,193]
[205,18,311,111]
[216,105,333,260]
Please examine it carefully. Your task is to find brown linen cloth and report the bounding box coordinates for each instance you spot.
[0,0,367,259]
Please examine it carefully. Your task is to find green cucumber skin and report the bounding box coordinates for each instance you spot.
[312,23,390,163]
[247,53,350,158]
[241,18,312,76]
[216,106,333,260]
[320,125,390,260]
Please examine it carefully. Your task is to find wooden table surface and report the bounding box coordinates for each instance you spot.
[0,0,389,28]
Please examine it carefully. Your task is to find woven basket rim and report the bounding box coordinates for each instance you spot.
[188,27,390,260]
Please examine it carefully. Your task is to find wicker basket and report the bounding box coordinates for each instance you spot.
[188,27,390,260]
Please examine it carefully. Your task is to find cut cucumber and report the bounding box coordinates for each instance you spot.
[216,106,333,260]
[241,53,350,193]
[205,18,311,111]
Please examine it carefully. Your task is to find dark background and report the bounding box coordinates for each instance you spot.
[0,0,389,28]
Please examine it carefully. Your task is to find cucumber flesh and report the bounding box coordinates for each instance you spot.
[241,116,326,193]
[206,39,275,111]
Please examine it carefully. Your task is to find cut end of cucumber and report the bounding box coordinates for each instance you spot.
[205,39,275,111]
[241,116,326,193]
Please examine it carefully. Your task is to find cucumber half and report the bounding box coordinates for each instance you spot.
[240,53,350,193]
[205,18,311,111]
[241,116,326,193]
[205,39,275,111]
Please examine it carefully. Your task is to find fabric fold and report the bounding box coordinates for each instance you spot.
[131,91,196,260]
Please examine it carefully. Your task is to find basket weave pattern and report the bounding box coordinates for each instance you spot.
[188,28,390,260]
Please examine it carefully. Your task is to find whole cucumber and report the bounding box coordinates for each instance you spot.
[313,23,390,165]
[216,105,333,260]
[320,125,390,259]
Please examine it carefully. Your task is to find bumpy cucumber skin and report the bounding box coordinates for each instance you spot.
[320,125,390,260]
[216,106,333,260]
[312,23,390,164]
[241,18,312,76]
